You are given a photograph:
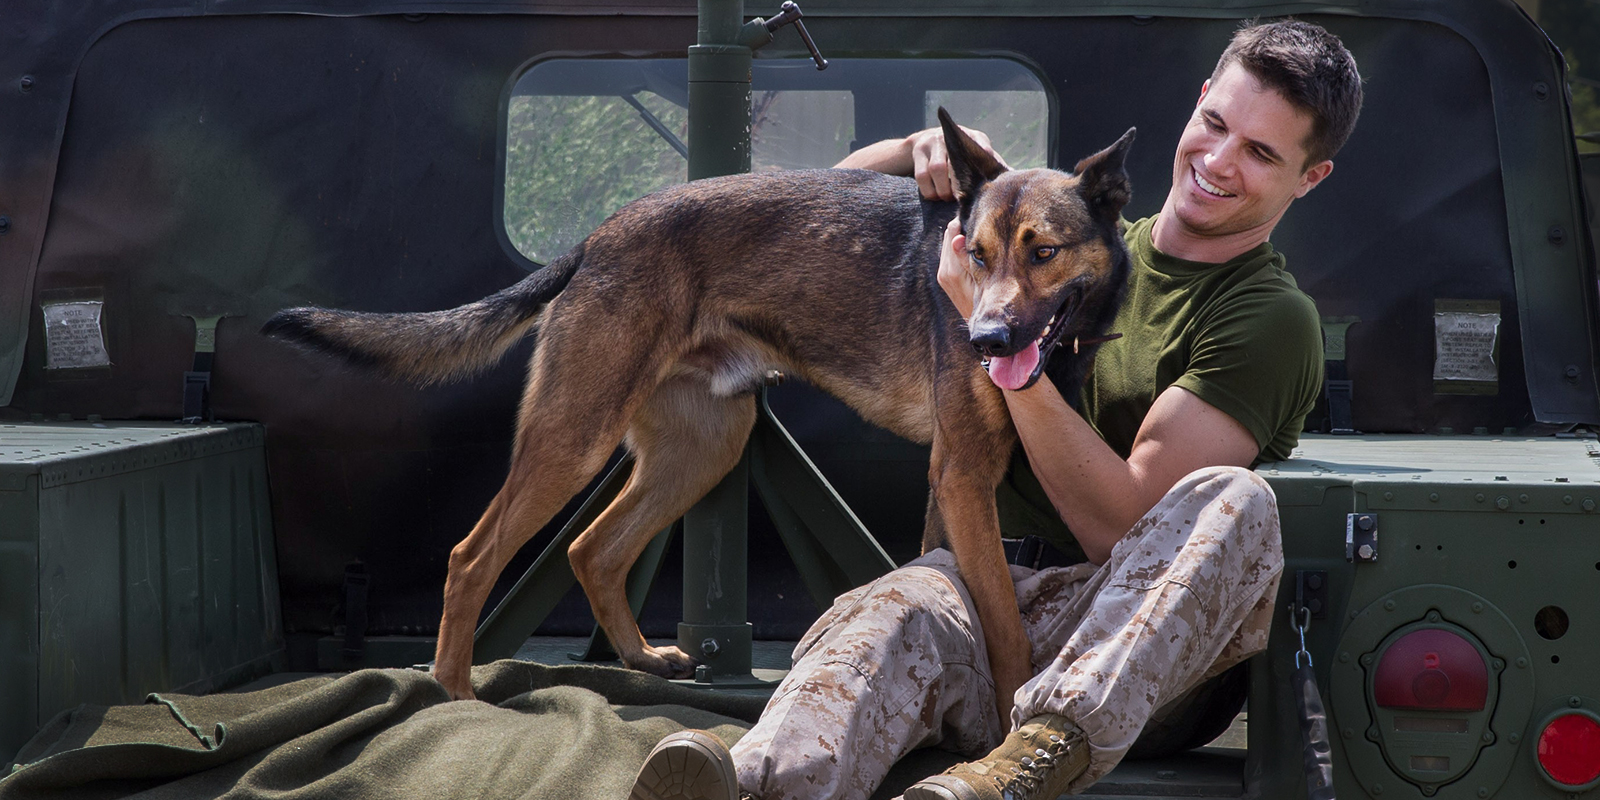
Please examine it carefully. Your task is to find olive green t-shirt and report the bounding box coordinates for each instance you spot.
[997,215,1324,558]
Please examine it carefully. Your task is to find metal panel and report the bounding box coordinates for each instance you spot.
[1251,433,1600,800]
[0,422,282,763]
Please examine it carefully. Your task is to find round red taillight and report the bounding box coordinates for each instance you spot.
[1537,711,1600,787]
[1373,628,1487,711]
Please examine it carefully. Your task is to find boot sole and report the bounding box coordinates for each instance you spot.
[629,730,739,800]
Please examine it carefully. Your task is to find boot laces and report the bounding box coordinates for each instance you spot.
[998,733,1071,799]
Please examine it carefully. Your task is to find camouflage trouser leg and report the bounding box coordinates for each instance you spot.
[1013,466,1282,792]
[731,465,1282,800]
[730,558,1005,800]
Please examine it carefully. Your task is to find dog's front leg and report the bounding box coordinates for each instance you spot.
[927,444,1034,729]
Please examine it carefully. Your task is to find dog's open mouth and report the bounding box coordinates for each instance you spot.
[984,292,1080,392]
[983,289,1121,392]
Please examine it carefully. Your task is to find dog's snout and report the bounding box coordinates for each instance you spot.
[969,324,1012,357]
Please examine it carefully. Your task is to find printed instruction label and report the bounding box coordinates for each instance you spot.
[1433,309,1499,382]
[43,301,111,369]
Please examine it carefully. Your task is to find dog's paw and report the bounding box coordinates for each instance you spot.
[629,644,700,680]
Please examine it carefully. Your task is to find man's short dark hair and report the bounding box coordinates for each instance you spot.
[1211,19,1363,167]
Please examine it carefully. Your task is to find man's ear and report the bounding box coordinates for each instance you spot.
[1074,127,1136,222]
[937,107,1007,209]
[1295,160,1334,198]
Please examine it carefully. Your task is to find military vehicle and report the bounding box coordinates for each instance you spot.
[1,0,1596,798]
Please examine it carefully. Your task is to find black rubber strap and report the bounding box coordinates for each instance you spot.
[1293,662,1337,800]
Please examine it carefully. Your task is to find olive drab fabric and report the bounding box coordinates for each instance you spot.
[1081,216,1324,464]
[733,466,1283,800]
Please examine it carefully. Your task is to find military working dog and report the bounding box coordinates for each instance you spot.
[265,111,1136,720]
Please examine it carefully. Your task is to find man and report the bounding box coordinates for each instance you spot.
[630,18,1361,800]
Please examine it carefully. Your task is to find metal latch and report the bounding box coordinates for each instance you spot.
[1346,512,1378,562]
[740,2,828,70]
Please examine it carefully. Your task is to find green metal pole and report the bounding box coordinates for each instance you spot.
[687,0,752,181]
[681,0,755,678]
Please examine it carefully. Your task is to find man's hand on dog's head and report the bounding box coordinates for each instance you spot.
[910,125,1008,201]
[938,217,978,320]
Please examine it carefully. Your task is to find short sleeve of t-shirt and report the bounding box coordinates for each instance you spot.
[1171,277,1324,461]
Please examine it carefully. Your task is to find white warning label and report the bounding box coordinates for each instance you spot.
[1433,311,1499,382]
[43,301,111,369]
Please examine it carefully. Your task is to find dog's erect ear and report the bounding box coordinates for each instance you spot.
[938,107,1007,207]
[1073,127,1137,222]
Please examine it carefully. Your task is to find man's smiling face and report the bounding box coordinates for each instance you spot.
[1165,62,1333,247]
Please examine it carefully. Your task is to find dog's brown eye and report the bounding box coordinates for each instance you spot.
[1033,247,1058,263]
[968,250,986,269]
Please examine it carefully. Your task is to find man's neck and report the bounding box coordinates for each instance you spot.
[1150,203,1277,264]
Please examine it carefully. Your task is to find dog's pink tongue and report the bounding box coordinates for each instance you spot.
[986,340,1041,391]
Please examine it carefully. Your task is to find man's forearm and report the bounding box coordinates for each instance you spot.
[834,135,915,173]
[1001,382,1159,564]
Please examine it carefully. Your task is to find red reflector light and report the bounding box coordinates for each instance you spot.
[1538,713,1600,787]
[1373,628,1487,711]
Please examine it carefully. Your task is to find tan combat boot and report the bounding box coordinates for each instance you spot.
[628,730,740,800]
[904,714,1089,800]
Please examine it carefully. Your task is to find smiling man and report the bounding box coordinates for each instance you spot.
[630,19,1362,800]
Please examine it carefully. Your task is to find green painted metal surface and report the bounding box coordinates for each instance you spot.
[0,422,283,763]
[1253,434,1600,800]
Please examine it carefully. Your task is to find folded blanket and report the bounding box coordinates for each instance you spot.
[2,661,765,800]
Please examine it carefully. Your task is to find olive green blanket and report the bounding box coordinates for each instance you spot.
[1,660,956,800]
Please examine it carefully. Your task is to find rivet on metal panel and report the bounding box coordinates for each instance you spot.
[1429,493,1440,502]
[17,76,34,92]
[1495,496,1510,510]
[1343,728,1353,739]
[1563,495,1574,505]
[1491,658,1504,671]
[1516,657,1529,668]
[1584,498,1596,512]
[1339,652,1351,663]
[1371,781,1383,795]
[1362,654,1375,666]
[1548,226,1566,246]
[1426,610,1441,623]
[1475,493,1486,503]
[1481,731,1494,744]
[1383,491,1394,501]
[1472,602,1484,613]
[1533,81,1550,100]
[1519,494,1530,504]
[1383,600,1396,611]
[1509,732,1520,744]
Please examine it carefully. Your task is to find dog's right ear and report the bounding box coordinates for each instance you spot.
[937,107,1007,211]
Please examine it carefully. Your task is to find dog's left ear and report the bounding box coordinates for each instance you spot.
[1074,127,1137,223]
[938,107,1007,211]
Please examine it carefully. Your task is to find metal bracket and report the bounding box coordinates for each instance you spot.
[181,314,226,423]
[1346,513,1378,562]
[1295,570,1329,619]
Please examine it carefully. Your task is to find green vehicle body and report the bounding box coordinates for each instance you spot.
[1,1,1596,798]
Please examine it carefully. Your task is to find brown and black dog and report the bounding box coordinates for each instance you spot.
[265,110,1135,723]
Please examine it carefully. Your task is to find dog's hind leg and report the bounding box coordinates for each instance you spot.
[566,377,757,678]
[431,338,658,701]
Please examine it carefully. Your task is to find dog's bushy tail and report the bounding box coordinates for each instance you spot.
[262,247,582,386]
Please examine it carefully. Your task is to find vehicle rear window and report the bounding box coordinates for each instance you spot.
[502,57,1051,265]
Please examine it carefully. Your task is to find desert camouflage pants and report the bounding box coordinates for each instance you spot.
[730,466,1283,800]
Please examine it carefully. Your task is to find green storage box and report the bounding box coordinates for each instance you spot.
[0,422,283,762]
